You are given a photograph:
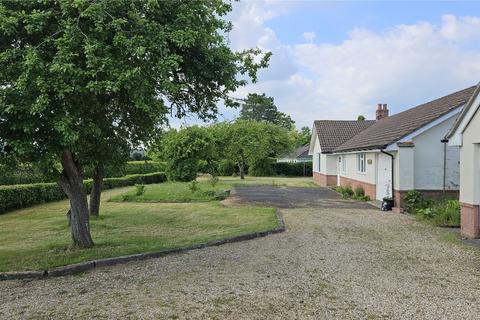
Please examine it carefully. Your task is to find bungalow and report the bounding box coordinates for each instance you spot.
[446,83,480,239]
[310,85,477,208]
[277,144,312,163]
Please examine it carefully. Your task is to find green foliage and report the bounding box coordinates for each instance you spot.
[239,93,295,130]
[0,172,166,214]
[157,126,213,181]
[274,162,313,176]
[354,186,365,198]
[416,200,460,227]
[214,120,292,173]
[290,126,312,148]
[217,159,236,176]
[404,190,432,214]
[250,158,277,176]
[135,185,145,196]
[0,0,270,234]
[0,161,166,185]
[357,115,366,121]
[209,175,220,187]
[334,185,356,200]
[188,180,199,193]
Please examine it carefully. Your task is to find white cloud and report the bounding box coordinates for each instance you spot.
[302,32,316,43]
[228,10,480,128]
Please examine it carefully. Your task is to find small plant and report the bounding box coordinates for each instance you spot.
[404,190,431,214]
[354,186,365,198]
[135,184,145,196]
[188,180,199,193]
[213,190,229,200]
[209,175,219,187]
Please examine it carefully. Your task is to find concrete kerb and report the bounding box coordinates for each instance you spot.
[0,210,285,281]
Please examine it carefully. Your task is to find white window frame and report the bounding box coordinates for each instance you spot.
[357,153,366,174]
[341,155,346,173]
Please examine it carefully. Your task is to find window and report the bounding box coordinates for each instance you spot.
[342,155,346,173]
[317,153,321,172]
[357,153,366,173]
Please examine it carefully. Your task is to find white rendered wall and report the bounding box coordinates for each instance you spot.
[460,109,480,204]
[412,116,460,190]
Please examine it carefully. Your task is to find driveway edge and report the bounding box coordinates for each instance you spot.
[0,210,285,281]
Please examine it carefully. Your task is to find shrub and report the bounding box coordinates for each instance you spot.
[209,175,219,187]
[135,184,145,196]
[354,186,365,198]
[197,160,209,174]
[404,190,431,214]
[335,185,354,199]
[250,158,276,176]
[188,180,199,193]
[166,159,198,182]
[0,172,166,214]
[417,199,460,227]
[217,159,236,176]
[275,162,312,176]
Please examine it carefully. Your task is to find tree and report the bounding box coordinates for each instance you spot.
[155,126,213,182]
[357,115,366,121]
[214,121,291,179]
[239,93,294,130]
[0,1,269,247]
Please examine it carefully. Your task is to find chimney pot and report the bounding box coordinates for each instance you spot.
[376,103,389,120]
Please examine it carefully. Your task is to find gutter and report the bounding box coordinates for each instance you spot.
[380,149,395,205]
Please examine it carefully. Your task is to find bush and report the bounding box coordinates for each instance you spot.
[0,161,166,185]
[0,172,166,215]
[135,184,145,196]
[274,162,312,176]
[249,158,276,176]
[354,186,365,198]
[166,159,198,182]
[404,190,432,214]
[335,185,354,199]
[217,159,236,176]
[417,199,460,227]
[197,160,209,174]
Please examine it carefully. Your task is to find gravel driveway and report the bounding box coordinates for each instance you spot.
[1,187,480,319]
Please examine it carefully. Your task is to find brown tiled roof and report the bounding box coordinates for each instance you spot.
[314,120,375,153]
[335,85,477,153]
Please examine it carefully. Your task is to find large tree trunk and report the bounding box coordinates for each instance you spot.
[89,164,104,217]
[58,150,94,248]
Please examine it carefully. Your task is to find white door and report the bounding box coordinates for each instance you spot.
[376,153,392,200]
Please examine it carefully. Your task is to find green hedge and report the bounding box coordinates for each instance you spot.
[0,172,166,214]
[0,161,167,185]
[250,159,312,177]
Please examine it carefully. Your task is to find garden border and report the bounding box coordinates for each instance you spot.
[0,210,285,281]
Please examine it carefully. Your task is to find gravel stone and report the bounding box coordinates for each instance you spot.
[1,188,479,319]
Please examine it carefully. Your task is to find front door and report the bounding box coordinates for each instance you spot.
[376,153,392,201]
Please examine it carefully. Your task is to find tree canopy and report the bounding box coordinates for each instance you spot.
[239,93,294,130]
[0,0,269,247]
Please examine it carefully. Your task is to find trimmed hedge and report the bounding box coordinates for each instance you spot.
[0,172,166,214]
[250,159,313,177]
[0,161,167,186]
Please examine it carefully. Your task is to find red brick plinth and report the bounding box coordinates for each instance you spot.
[460,202,480,239]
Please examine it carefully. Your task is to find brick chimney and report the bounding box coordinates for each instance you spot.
[376,103,389,120]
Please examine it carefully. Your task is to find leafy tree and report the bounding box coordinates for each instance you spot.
[214,121,291,179]
[357,115,366,121]
[155,127,213,182]
[239,93,294,130]
[0,1,269,247]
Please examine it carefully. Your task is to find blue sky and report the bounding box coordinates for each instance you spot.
[172,1,480,129]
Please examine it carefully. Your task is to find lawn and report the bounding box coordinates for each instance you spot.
[110,176,317,203]
[0,186,279,272]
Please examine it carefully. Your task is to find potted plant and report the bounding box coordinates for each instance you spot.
[381,196,394,211]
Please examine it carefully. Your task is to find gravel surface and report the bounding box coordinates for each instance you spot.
[1,189,480,319]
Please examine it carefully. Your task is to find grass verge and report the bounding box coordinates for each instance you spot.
[110,176,318,203]
[0,187,278,272]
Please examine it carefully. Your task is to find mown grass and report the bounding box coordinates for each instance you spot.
[0,186,278,272]
[110,176,318,203]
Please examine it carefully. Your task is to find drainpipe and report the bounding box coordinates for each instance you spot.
[380,149,395,206]
[441,138,449,196]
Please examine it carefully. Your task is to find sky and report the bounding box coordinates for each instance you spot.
[173,1,480,129]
